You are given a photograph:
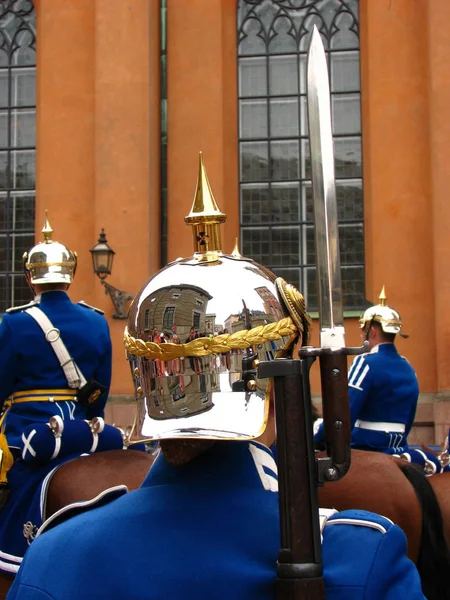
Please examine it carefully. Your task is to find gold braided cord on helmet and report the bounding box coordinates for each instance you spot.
[124,316,298,360]
[25,260,76,269]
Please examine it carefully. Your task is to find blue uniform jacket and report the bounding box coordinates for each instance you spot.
[0,291,112,448]
[7,441,425,600]
[315,343,419,452]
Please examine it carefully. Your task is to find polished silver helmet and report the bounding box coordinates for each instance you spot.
[23,213,77,285]
[359,286,404,335]
[124,153,310,443]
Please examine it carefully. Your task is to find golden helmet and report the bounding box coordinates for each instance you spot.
[23,213,77,285]
[124,154,310,444]
[359,286,403,335]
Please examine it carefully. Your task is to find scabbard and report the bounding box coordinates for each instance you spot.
[318,352,351,476]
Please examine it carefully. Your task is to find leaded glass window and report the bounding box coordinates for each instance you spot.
[237,0,364,310]
[0,0,36,313]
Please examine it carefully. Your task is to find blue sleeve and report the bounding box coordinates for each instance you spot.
[87,319,112,420]
[0,316,18,407]
[322,511,425,600]
[405,371,419,437]
[6,554,56,600]
[365,522,425,599]
[347,355,372,428]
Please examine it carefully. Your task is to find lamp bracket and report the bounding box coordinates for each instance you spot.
[101,280,132,319]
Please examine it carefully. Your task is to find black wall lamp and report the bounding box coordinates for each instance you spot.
[90,229,132,319]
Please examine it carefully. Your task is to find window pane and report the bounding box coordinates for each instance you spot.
[0,73,8,108]
[339,224,364,265]
[270,98,298,138]
[14,232,34,270]
[331,51,360,93]
[238,15,267,56]
[332,94,361,135]
[271,183,300,224]
[11,68,36,106]
[241,184,269,225]
[239,57,267,98]
[12,30,35,67]
[0,152,7,190]
[240,142,269,182]
[300,138,311,180]
[306,225,315,265]
[270,140,299,181]
[306,267,318,309]
[240,99,268,139]
[271,227,300,266]
[336,181,363,221]
[0,111,7,147]
[10,109,36,148]
[342,266,366,309]
[334,137,362,178]
[11,193,35,230]
[268,15,297,54]
[330,8,359,50]
[242,227,271,266]
[269,55,298,95]
[11,150,35,189]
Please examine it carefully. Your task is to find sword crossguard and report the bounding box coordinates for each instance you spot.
[298,341,369,359]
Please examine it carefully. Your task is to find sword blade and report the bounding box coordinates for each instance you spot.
[307,26,345,349]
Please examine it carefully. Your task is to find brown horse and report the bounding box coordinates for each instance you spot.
[0,449,155,599]
[318,450,422,560]
[318,449,450,600]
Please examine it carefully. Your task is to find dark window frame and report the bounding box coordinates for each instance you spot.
[0,0,36,314]
[237,0,365,312]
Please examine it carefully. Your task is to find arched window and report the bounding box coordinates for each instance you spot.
[237,0,363,310]
[0,0,36,313]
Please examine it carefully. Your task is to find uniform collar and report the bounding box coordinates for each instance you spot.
[369,342,397,354]
[143,441,277,492]
[35,290,71,305]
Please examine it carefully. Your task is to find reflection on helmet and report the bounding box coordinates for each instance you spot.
[23,212,77,285]
[124,153,309,444]
[359,286,403,335]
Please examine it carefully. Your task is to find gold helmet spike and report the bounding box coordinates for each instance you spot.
[231,238,242,259]
[42,210,53,243]
[378,285,387,307]
[24,213,77,286]
[124,154,310,445]
[184,152,226,260]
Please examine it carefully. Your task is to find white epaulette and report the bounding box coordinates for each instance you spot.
[5,300,37,314]
[77,301,104,315]
[323,512,393,535]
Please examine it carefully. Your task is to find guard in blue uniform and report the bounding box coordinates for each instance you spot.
[315,287,419,454]
[7,441,425,600]
[7,163,425,600]
[0,214,112,574]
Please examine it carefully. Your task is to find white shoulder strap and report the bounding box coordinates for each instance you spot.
[25,306,87,389]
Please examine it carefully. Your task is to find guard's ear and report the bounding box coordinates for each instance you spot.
[24,269,34,295]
